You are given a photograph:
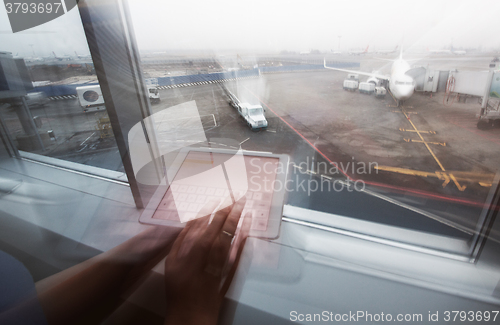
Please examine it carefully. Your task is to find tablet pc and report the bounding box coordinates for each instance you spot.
[139,147,289,239]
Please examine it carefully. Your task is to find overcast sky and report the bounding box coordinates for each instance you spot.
[0,6,88,57]
[1,0,500,57]
[128,0,500,53]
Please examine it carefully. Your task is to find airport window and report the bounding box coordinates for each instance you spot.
[2,0,500,260]
[124,0,499,258]
[1,2,500,323]
[0,6,125,177]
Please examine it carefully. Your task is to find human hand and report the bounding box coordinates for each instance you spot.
[34,225,183,325]
[163,198,251,325]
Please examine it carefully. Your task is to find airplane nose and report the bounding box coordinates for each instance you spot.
[400,87,414,100]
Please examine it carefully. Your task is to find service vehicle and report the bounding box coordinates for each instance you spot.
[77,84,160,112]
[359,82,375,94]
[477,98,500,129]
[374,87,387,98]
[25,92,48,107]
[225,87,267,130]
[346,73,359,81]
[76,85,105,112]
[148,86,160,104]
[343,79,359,91]
[237,103,268,130]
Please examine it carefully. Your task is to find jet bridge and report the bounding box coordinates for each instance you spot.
[413,68,448,93]
[414,63,499,129]
[446,68,499,129]
[448,70,491,97]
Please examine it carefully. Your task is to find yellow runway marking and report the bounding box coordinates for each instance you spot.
[387,89,465,190]
[392,110,418,114]
[435,171,450,188]
[401,107,447,171]
[400,128,436,134]
[449,174,467,191]
[387,90,398,106]
[404,139,446,146]
[375,165,494,189]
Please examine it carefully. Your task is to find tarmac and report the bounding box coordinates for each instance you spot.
[4,54,498,238]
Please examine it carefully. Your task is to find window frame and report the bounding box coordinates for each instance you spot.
[3,0,498,263]
[66,0,500,261]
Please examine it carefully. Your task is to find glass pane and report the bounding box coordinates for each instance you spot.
[126,0,499,248]
[0,6,124,174]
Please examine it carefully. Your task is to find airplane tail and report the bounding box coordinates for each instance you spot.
[364,45,369,53]
[399,45,403,60]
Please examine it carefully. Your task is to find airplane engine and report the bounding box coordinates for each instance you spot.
[367,77,379,86]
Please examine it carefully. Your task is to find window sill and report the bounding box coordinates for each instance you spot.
[20,151,128,184]
[283,205,470,258]
[275,207,500,306]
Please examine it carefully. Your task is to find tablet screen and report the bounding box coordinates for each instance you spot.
[152,151,280,231]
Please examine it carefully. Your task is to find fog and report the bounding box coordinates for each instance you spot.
[1,0,500,57]
[128,0,500,53]
[0,7,89,58]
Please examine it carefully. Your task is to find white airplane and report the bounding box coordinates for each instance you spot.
[376,45,398,54]
[427,47,452,55]
[348,45,369,55]
[427,47,466,56]
[25,57,45,63]
[14,52,44,63]
[450,46,466,55]
[76,51,93,60]
[52,51,72,61]
[324,47,418,106]
[74,51,91,59]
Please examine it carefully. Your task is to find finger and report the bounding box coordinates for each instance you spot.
[224,210,252,276]
[187,197,224,240]
[240,211,252,238]
[198,198,222,223]
[176,214,212,258]
[220,212,252,296]
[201,196,234,245]
[186,198,220,231]
[206,196,246,245]
[135,226,183,263]
[168,220,194,260]
[221,196,247,238]
[235,211,252,254]
[171,199,218,258]
[204,197,247,276]
[220,237,247,297]
[193,197,234,273]
[182,198,219,237]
